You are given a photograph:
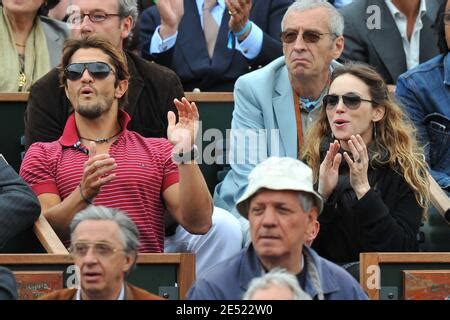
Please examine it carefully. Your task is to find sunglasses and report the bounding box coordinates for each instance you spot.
[323,94,375,110]
[281,30,337,44]
[64,62,115,81]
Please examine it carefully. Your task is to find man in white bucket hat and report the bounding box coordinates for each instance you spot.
[187,157,367,300]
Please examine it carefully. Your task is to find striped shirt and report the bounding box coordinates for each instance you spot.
[20,110,179,253]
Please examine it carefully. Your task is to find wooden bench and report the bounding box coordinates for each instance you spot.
[360,252,450,300]
[0,253,195,300]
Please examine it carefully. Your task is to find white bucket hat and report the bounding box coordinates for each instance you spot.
[236,157,323,217]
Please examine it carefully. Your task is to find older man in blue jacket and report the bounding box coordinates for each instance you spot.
[187,157,368,300]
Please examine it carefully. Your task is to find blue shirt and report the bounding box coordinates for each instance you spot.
[396,54,450,190]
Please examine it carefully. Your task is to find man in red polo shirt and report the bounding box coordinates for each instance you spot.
[20,36,213,255]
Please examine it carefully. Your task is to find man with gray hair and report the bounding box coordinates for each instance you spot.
[189,157,367,300]
[214,0,345,240]
[243,267,312,300]
[40,205,162,300]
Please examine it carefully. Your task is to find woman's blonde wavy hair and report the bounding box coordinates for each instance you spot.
[302,63,429,215]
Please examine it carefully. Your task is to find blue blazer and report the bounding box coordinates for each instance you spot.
[213,56,296,218]
[139,0,293,91]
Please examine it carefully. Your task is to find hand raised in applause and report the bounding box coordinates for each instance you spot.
[167,97,199,155]
[318,140,341,201]
[79,142,117,201]
[226,0,252,39]
[342,135,370,200]
[157,0,184,39]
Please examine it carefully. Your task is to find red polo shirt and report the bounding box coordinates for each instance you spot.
[20,110,179,253]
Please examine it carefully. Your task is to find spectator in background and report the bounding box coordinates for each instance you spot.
[243,267,312,300]
[24,0,183,148]
[302,63,430,266]
[40,206,163,300]
[0,155,40,250]
[339,0,443,85]
[214,0,344,240]
[396,0,450,193]
[0,0,68,92]
[188,157,367,300]
[0,267,17,300]
[139,0,293,92]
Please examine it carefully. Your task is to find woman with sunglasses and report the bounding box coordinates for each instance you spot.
[302,63,430,266]
[0,0,68,92]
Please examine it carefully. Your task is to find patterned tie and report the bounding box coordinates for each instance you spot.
[203,0,219,58]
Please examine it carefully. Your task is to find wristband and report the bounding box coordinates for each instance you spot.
[79,184,93,205]
[233,21,252,38]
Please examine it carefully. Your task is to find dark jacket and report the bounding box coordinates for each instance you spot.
[139,0,292,91]
[0,267,18,300]
[24,51,184,148]
[187,245,367,300]
[0,156,40,249]
[339,0,442,84]
[312,141,423,263]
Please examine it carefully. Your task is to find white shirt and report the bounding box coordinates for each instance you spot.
[333,0,353,9]
[385,0,427,70]
[149,0,263,59]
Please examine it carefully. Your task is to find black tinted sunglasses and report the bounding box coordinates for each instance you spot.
[323,94,375,110]
[281,30,337,44]
[64,62,114,81]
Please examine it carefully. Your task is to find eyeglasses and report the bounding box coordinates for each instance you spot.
[64,62,115,81]
[281,30,337,44]
[70,241,122,258]
[68,11,121,24]
[442,12,450,25]
[323,93,375,110]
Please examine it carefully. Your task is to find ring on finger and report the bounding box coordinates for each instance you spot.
[228,10,236,15]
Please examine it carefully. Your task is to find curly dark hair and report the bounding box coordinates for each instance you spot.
[436,0,449,54]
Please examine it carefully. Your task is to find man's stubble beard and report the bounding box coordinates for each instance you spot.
[76,95,114,119]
